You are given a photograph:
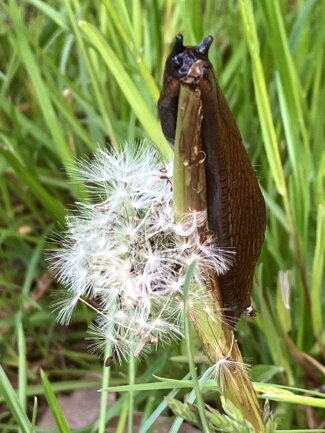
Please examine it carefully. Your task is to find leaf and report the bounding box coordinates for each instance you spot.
[78,20,171,159]
[166,397,200,426]
[0,365,32,433]
[40,369,71,433]
[250,365,284,383]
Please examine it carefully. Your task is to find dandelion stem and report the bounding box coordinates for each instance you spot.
[98,343,112,433]
[128,355,136,433]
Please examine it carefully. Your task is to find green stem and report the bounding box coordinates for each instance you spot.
[183,262,211,433]
[128,355,136,433]
[98,343,112,433]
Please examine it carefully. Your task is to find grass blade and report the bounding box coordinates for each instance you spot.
[0,365,32,433]
[78,20,171,159]
[40,370,71,433]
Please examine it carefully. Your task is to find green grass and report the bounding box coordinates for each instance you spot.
[0,0,324,432]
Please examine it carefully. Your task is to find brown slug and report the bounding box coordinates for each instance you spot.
[158,35,266,325]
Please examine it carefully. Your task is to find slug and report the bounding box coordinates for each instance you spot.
[158,35,266,325]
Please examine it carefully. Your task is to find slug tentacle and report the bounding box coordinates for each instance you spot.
[158,35,266,325]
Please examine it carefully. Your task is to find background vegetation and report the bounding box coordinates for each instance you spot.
[0,0,324,432]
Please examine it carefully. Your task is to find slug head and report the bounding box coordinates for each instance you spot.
[158,34,215,144]
[165,34,214,87]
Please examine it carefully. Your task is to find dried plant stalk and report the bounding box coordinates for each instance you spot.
[173,84,265,432]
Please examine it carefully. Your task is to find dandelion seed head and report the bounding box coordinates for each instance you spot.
[49,142,234,362]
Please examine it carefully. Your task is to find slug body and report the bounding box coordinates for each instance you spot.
[158,35,266,324]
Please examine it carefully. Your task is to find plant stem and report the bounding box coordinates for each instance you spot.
[173,84,265,432]
[98,343,112,433]
[173,87,206,221]
[183,262,211,433]
[128,355,136,433]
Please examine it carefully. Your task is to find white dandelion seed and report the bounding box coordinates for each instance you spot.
[48,142,234,362]
[201,337,250,393]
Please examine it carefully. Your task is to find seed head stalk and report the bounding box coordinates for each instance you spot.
[173,85,265,432]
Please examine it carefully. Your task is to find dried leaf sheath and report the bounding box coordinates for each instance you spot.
[158,35,266,323]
